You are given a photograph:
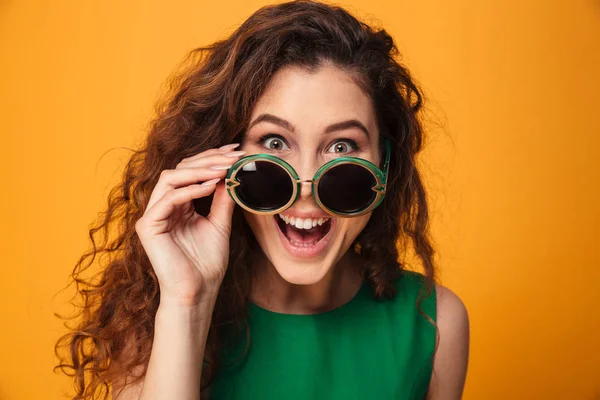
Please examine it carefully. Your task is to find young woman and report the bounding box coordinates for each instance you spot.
[55,1,469,399]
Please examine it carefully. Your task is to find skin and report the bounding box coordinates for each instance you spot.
[241,63,379,314]
[427,285,470,399]
[114,64,469,400]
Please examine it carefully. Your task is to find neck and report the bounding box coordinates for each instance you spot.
[249,251,364,315]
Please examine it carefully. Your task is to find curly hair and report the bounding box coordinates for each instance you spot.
[54,1,437,398]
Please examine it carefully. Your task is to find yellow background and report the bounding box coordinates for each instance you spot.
[1,1,599,399]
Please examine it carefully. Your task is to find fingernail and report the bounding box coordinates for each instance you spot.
[201,178,220,186]
[219,143,240,152]
[224,150,246,158]
[209,165,232,171]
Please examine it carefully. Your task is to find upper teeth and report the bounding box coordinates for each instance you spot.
[279,214,330,230]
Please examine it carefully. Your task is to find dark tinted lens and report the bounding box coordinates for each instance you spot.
[234,160,293,211]
[317,164,377,214]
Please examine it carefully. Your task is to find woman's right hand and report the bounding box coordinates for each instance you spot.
[134,143,245,307]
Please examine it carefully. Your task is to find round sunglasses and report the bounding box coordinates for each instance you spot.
[224,140,391,217]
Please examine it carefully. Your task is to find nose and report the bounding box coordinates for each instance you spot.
[298,178,314,199]
[295,159,319,201]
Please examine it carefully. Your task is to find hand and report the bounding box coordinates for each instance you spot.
[134,143,245,306]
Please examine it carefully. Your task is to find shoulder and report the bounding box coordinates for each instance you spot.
[435,284,469,329]
[426,283,470,400]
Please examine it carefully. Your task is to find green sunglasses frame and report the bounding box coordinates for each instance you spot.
[225,140,391,217]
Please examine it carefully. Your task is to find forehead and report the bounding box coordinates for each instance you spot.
[249,64,378,139]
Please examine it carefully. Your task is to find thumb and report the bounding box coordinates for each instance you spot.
[207,180,236,232]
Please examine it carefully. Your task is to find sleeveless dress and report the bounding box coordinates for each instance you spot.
[209,270,437,400]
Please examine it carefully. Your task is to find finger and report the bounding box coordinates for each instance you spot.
[148,151,245,212]
[178,143,241,165]
[147,168,228,211]
[143,179,220,227]
[176,151,246,170]
[207,180,236,233]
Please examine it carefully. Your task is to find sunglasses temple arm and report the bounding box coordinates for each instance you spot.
[382,139,392,183]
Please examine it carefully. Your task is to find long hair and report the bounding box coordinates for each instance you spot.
[54,1,437,398]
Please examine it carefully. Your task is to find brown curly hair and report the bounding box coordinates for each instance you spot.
[54,1,437,398]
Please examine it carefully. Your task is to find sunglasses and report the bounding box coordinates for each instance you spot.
[225,140,391,217]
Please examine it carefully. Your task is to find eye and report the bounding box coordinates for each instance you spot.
[327,139,358,154]
[259,135,290,151]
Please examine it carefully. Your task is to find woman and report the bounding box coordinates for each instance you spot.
[55,1,469,399]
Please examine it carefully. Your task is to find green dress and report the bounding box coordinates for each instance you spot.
[209,270,437,399]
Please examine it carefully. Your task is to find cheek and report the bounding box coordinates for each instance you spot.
[243,212,274,244]
[339,214,371,243]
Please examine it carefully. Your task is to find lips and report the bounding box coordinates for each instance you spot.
[274,214,334,258]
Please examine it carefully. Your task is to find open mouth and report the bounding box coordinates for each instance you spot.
[276,215,331,246]
[274,214,334,257]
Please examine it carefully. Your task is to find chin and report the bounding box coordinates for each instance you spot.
[243,209,370,285]
[272,260,332,285]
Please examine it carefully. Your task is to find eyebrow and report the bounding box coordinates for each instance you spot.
[247,113,371,138]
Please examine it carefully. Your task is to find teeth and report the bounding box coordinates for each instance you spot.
[278,214,330,230]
